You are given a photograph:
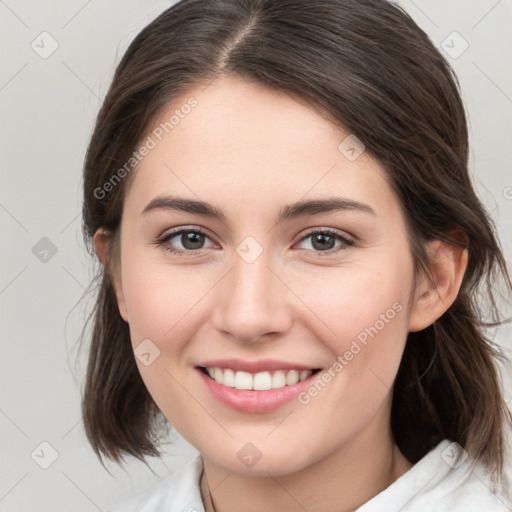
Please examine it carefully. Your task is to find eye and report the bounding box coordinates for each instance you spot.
[154,226,354,256]
[295,228,354,255]
[154,227,216,255]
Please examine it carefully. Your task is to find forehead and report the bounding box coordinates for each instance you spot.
[124,76,397,222]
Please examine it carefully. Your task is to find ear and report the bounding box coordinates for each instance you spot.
[408,237,468,332]
[93,228,129,322]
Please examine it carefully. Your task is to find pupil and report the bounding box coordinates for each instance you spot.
[183,232,204,250]
[312,234,334,251]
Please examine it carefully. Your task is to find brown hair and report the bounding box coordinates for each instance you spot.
[80,0,512,485]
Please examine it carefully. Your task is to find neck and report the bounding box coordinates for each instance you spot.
[201,398,413,512]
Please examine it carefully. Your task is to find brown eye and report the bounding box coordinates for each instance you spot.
[296,229,354,255]
[156,228,215,255]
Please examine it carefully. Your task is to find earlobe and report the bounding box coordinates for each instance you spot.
[408,238,468,332]
[93,228,129,323]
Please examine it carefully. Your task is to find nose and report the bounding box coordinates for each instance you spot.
[211,247,292,344]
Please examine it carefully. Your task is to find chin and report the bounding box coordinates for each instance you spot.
[200,434,333,477]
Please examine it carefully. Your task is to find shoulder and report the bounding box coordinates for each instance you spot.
[105,455,205,512]
[357,440,512,512]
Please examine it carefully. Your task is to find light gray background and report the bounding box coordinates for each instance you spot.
[1,1,511,510]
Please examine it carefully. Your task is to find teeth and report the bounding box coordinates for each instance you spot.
[204,367,313,390]
[253,371,272,390]
[223,368,235,387]
[235,371,253,390]
[286,370,299,386]
[299,370,310,381]
[271,370,286,389]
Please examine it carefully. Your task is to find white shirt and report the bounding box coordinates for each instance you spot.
[106,439,512,511]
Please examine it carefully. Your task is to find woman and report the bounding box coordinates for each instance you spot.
[81,0,512,510]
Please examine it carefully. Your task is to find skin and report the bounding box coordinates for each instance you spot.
[94,76,468,512]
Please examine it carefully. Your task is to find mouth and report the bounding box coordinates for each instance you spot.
[195,361,323,413]
[198,366,321,391]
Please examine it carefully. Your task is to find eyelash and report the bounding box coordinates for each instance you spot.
[154,227,355,257]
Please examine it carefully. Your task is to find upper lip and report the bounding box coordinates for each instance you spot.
[197,358,319,373]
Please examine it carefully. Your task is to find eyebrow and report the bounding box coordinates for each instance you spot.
[141,194,376,222]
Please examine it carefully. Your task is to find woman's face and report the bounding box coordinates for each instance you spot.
[110,76,418,475]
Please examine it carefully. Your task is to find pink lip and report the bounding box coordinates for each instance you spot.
[198,358,317,373]
[196,367,320,414]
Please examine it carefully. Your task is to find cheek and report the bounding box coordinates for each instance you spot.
[121,248,214,349]
[296,251,413,416]
[302,258,412,355]
[119,253,215,424]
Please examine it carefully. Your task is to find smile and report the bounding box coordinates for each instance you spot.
[200,367,319,390]
[196,360,323,413]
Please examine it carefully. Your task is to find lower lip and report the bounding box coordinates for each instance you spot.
[197,368,319,414]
